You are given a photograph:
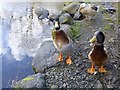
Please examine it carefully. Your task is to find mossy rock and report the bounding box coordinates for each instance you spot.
[12,73,46,88]
[59,13,74,25]
[62,3,80,16]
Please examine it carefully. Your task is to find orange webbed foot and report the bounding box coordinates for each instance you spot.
[87,63,95,74]
[57,52,63,61]
[98,66,107,73]
[66,54,72,65]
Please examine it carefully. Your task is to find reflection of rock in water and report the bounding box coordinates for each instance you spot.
[1,2,65,61]
[6,3,53,61]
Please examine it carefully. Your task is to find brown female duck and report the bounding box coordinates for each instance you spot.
[79,3,99,20]
[88,31,108,74]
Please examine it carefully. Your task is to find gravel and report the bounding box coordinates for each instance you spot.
[13,2,119,89]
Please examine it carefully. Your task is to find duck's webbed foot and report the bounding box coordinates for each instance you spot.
[57,52,63,61]
[87,63,95,74]
[98,66,107,73]
[66,54,72,65]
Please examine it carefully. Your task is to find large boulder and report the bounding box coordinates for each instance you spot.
[73,11,85,20]
[48,11,61,22]
[12,73,46,88]
[59,13,74,25]
[62,3,80,17]
[34,6,49,20]
[32,36,73,72]
[32,40,59,72]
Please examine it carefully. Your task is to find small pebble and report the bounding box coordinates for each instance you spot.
[51,85,58,89]
[107,85,113,88]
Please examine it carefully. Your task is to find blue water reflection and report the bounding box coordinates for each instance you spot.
[2,48,34,88]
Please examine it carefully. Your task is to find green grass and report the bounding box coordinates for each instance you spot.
[68,22,81,41]
[105,18,114,23]
[22,77,34,82]
[104,24,111,30]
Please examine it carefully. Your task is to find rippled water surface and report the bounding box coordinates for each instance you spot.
[0,2,64,88]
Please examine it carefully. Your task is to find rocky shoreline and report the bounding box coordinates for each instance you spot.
[12,2,119,89]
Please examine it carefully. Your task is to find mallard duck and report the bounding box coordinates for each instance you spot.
[88,31,108,74]
[79,3,99,20]
[51,16,72,65]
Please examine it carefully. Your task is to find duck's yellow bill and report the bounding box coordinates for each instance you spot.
[55,21,59,28]
[89,36,97,43]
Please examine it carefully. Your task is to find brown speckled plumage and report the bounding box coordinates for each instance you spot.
[88,44,108,66]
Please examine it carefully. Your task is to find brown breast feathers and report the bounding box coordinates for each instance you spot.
[89,44,108,66]
[55,30,69,45]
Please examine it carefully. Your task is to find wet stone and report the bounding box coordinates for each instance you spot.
[106,74,113,81]
[95,80,103,88]
[62,3,80,16]
[59,13,73,25]
[107,85,113,88]
[12,73,46,88]
[51,85,59,89]
[32,41,59,72]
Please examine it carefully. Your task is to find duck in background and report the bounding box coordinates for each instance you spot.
[51,16,73,65]
[88,31,108,74]
[79,3,99,20]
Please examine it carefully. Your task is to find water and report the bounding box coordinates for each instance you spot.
[2,49,34,88]
[0,2,64,88]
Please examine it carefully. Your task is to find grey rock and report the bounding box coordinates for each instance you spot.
[95,80,103,88]
[32,40,59,72]
[12,73,46,88]
[102,3,116,14]
[106,74,113,81]
[60,24,70,33]
[35,6,49,20]
[62,3,80,16]
[63,83,66,87]
[86,77,94,82]
[104,7,116,14]
[73,11,84,20]
[59,13,73,25]
[48,13,58,22]
[76,62,83,67]
[48,11,62,22]
[51,85,59,89]
[107,85,113,88]
[73,11,81,20]
[112,76,119,84]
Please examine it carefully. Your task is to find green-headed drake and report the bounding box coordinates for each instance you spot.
[51,16,73,65]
